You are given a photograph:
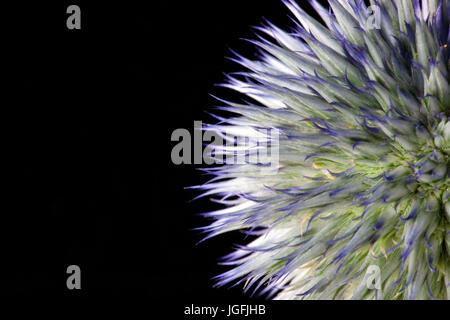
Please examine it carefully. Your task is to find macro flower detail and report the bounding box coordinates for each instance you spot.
[194,0,450,299]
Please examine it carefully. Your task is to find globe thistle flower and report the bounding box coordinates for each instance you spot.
[194,0,450,299]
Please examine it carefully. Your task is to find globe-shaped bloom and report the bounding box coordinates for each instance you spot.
[194,0,449,299]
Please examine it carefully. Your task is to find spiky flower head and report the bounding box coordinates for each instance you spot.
[195,0,450,299]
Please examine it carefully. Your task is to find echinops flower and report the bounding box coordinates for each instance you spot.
[194,0,450,299]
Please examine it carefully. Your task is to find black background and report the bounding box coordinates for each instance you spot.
[5,0,446,315]
[7,0,298,301]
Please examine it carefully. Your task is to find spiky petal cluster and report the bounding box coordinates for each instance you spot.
[195,0,450,299]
